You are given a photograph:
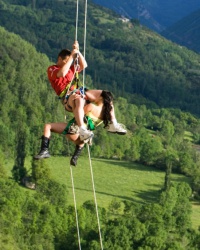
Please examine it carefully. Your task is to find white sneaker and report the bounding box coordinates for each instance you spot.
[79,128,94,141]
[107,123,127,135]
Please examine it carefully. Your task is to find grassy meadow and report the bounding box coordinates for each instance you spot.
[5,154,200,229]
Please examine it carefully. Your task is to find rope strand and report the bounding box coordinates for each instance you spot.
[70,1,103,250]
[82,0,88,93]
[87,144,104,250]
[75,0,79,41]
[70,166,82,250]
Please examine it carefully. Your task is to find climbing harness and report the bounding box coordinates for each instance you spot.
[68,0,103,249]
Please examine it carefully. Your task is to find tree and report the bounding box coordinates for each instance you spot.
[163,148,178,191]
[160,120,175,145]
[0,147,7,178]
[12,124,28,184]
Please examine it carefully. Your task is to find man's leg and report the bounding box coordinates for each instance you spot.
[34,123,67,160]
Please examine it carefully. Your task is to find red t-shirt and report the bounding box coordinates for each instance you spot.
[47,64,76,96]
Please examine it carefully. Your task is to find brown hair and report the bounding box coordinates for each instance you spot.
[58,49,71,60]
[101,90,114,127]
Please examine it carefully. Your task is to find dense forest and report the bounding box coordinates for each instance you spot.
[1,23,200,249]
[162,9,200,53]
[1,0,200,249]
[1,0,200,115]
[92,0,200,32]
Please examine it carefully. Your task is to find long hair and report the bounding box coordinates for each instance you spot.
[101,90,114,128]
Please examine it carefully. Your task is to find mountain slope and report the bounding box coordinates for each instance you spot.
[161,9,200,53]
[92,0,200,32]
[0,26,69,157]
[1,0,200,117]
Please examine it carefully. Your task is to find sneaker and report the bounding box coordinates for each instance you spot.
[34,149,51,160]
[79,128,94,141]
[107,123,127,135]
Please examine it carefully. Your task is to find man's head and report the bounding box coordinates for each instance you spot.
[57,49,71,66]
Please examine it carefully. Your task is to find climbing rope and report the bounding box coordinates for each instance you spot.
[70,166,82,250]
[75,0,79,41]
[69,1,103,249]
[87,144,104,250]
[82,0,88,92]
[68,2,82,249]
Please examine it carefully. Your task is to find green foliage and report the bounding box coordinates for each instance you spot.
[0,147,7,178]
[0,26,64,159]
[162,9,200,53]
[1,0,200,116]
[32,158,51,185]
[0,1,200,248]
[0,157,199,249]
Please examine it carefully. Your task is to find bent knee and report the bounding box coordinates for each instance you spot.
[44,123,51,130]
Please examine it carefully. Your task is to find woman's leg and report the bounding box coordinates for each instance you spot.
[86,90,127,134]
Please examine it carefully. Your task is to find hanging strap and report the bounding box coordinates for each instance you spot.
[62,116,95,135]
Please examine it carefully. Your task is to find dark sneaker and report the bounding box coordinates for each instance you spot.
[34,149,51,160]
[70,146,84,166]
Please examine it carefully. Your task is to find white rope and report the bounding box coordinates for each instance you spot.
[87,144,104,250]
[69,1,103,249]
[70,166,82,250]
[82,0,88,92]
[75,0,79,41]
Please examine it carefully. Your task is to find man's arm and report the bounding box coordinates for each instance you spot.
[56,54,74,78]
[77,51,88,72]
[73,41,88,72]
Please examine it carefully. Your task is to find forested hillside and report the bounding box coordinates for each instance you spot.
[162,9,200,53]
[1,0,200,117]
[92,0,200,32]
[1,0,200,193]
[1,23,200,199]
[0,26,66,157]
[1,1,200,249]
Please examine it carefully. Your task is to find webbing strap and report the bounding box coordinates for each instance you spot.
[62,116,95,135]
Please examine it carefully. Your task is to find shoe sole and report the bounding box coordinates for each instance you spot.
[107,131,127,135]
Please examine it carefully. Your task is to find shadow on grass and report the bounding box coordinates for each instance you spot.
[92,158,164,173]
[191,201,200,206]
[133,188,162,203]
[66,184,162,205]
[171,175,191,184]
[66,185,140,202]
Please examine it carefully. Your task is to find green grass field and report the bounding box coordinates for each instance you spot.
[5,155,200,229]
